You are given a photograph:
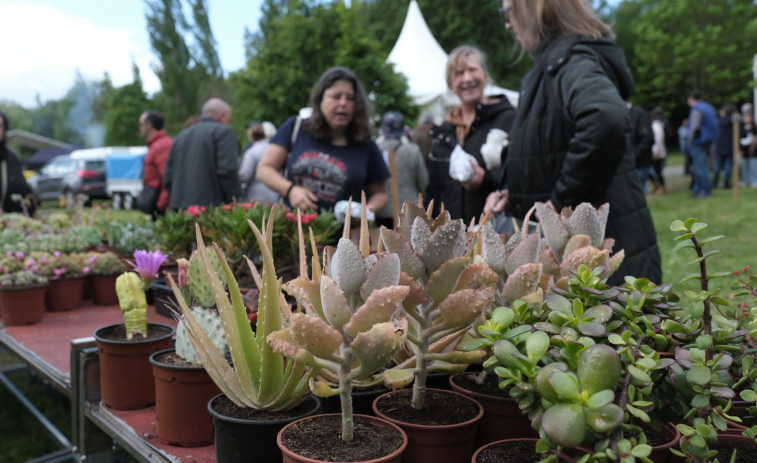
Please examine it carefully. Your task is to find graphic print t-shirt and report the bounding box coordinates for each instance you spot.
[271,116,390,211]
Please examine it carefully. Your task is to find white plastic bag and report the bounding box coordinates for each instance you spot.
[334,200,375,223]
[449,145,477,182]
[480,129,509,170]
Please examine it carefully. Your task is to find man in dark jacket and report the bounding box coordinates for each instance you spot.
[503,33,661,284]
[164,98,241,210]
[628,103,655,194]
[686,91,718,198]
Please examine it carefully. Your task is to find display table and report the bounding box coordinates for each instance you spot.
[0,301,217,463]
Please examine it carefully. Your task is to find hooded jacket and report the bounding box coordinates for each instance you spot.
[426,95,516,222]
[504,33,661,284]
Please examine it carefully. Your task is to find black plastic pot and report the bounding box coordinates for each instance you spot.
[150,279,177,318]
[208,394,321,463]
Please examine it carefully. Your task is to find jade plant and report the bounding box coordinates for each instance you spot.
[171,210,314,413]
[663,219,754,462]
[379,200,497,409]
[267,199,409,441]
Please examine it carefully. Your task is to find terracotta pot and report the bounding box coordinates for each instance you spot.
[450,373,538,447]
[150,348,220,446]
[88,274,120,306]
[93,323,175,409]
[373,388,484,463]
[210,394,321,463]
[277,413,408,463]
[0,284,48,326]
[319,387,389,417]
[471,438,590,463]
[45,276,86,311]
[644,422,683,463]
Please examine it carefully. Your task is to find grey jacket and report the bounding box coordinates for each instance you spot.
[164,118,241,209]
[376,136,428,219]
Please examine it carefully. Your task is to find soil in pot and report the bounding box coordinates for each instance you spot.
[708,435,757,463]
[375,388,480,426]
[279,414,406,462]
[473,438,588,463]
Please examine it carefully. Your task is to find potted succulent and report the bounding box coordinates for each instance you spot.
[27,250,90,311]
[173,211,321,463]
[266,199,409,463]
[148,240,228,447]
[83,250,128,305]
[93,249,175,410]
[0,252,49,325]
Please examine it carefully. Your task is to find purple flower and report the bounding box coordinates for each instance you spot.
[131,249,167,286]
[52,268,67,280]
[15,251,24,261]
[54,251,61,258]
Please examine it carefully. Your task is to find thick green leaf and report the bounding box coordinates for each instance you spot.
[669,220,687,232]
[690,222,707,234]
[586,389,614,408]
[608,334,625,345]
[525,330,550,362]
[548,371,581,400]
[630,444,652,458]
[686,366,712,385]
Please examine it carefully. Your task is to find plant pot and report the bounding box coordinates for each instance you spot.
[45,276,86,311]
[150,348,220,446]
[471,438,590,463]
[151,279,177,318]
[209,393,321,463]
[643,422,682,463]
[277,413,408,463]
[449,372,538,448]
[692,432,757,462]
[93,323,175,410]
[88,274,120,305]
[0,284,48,326]
[373,388,484,463]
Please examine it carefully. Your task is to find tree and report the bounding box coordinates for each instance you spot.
[230,0,414,138]
[624,0,757,123]
[144,0,227,134]
[103,64,150,146]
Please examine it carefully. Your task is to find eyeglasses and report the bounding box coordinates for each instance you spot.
[498,5,512,26]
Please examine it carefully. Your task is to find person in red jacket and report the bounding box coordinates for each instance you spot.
[138,110,173,216]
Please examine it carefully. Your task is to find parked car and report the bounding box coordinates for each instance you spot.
[27,149,108,205]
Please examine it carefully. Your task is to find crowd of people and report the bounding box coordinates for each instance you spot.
[4,0,757,285]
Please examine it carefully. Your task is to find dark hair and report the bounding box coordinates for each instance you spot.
[688,90,702,101]
[305,67,373,144]
[0,110,8,147]
[144,110,165,131]
[250,125,265,142]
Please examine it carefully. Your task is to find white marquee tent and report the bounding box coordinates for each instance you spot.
[386,0,519,122]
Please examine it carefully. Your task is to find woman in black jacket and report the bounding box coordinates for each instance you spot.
[0,110,36,216]
[425,45,516,223]
[494,0,661,284]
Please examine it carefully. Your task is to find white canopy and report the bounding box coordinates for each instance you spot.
[386,0,519,118]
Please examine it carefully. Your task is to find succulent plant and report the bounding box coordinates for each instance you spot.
[379,200,497,409]
[0,270,48,287]
[27,251,88,280]
[115,272,148,339]
[83,251,127,275]
[173,210,314,414]
[186,246,228,308]
[267,199,409,441]
[174,306,227,364]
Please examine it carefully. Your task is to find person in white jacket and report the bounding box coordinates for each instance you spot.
[650,107,667,194]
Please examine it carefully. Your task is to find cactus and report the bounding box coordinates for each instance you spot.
[175,306,227,364]
[187,247,227,308]
[115,272,148,339]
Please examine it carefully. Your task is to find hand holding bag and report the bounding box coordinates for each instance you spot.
[137,186,160,215]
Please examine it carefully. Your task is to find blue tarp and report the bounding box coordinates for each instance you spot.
[106,152,146,180]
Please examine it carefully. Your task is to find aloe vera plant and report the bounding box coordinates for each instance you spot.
[267,198,409,442]
[169,211,314,411]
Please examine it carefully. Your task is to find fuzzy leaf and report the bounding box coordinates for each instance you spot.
[437,288,493,330]
[345,286,409,337]
[383,368,415,389]
[480,224,507,274]
[501,263,542,303]
[379,227,425,279]
[360,253,401,300]
[536,202,569,257]
[505,233,541,275]
[289,312,342,361]
[350,318,408,379]
[418,220,466,270]
[425,256,470,305]
[329,238,366,295]
[319,275,352,330]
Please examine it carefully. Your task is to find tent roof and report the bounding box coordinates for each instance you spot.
[6,129,76,151]
[386,1,519,109]
[386,1,449,106]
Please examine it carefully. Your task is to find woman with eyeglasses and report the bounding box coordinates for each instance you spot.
[491,0,661,284]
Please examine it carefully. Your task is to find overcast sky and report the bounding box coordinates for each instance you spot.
[0,0,263,108]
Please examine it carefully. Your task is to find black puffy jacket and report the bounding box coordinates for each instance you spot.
[1,146,36,215]
[426,96,515,222]
[503,33,661,284]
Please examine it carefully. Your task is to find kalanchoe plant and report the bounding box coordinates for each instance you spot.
[268,198,409,441]
[172,210,314,413]
[379,200,497,409]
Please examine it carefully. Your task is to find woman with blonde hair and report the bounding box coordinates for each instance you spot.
[425,45,516,223]
[492,0,661,283]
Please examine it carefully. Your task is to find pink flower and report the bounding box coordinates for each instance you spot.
[177,258,189,288]
[52,268,67,280]
[131,249,168,286]
[285,212,297,222]
[15,251,24,261]
[223,204,233,211]
[187,205,206,217]
[54,251,61,258]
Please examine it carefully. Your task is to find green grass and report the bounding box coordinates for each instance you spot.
[645,157,757,310]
